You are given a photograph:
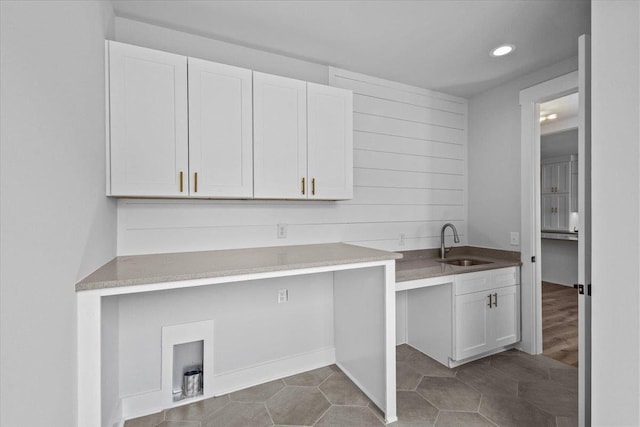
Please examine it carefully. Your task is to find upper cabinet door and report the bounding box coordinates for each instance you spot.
[188,58,253,198]
[108,41,189,197]
[307,83,353,200]
[253,72,307,199]
[556,161,571,193]
[542,164,554,193]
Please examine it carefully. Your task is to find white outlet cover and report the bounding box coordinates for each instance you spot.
[277,224,287,239]
[510,232,520,245]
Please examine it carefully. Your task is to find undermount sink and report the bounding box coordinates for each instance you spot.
[438,258,493,267]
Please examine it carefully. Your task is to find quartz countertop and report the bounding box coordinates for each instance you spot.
[76,243,402,291]
[396,246,521,283]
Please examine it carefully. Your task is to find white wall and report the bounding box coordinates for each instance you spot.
[468,56,579,250]
[541,239,578,286]
[541,128,579,158]
[115,17,328,84]
[118,273,334,397]
[114,20,468,255]
[591,1,640,425]
[0,2,117,426]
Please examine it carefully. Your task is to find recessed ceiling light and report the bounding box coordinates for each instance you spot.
[490,44,515,57]
[547,113,558,120]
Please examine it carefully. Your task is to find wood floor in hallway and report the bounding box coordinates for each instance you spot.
[542,282,579,367]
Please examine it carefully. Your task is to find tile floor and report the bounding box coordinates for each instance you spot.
[125,345,577,427]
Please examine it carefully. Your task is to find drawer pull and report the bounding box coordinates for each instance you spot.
[487,294,493,308]
[493,293,498,307]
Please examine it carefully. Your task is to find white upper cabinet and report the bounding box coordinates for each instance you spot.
[253,72,308,199]
[188,58,253,198]
[307,83,353,200]
[542,161,570,194]
[106,42,353,201]
[108,41,189,197]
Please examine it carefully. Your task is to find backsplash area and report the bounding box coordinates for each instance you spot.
[117,68,467,256]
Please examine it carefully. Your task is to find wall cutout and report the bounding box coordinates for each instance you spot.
[162,320,214,407]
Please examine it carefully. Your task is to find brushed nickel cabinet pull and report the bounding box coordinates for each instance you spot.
[301,177,306,195]
[312,178,316,196]
[493,293,498,307]
[180,171,184,193]
[194,172,198,193]
[487,294,493,308]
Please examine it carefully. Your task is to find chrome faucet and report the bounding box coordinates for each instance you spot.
[440,223,460,259]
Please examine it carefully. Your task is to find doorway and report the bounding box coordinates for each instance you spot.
[539,93,580,367]
[519,34,591,427]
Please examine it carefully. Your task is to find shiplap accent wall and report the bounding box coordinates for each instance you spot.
[117,68,467,256]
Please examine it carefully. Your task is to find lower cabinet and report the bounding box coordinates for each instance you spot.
[454,283,520,361]
[405,266,520,367]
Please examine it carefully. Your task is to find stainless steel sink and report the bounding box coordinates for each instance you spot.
[438,258,492,267]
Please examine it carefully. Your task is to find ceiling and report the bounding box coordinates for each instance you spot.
[541,92,579,121]
[111,0,590,98]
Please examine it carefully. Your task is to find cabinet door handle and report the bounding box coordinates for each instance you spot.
[493,293,498,307]
[487,294,493,308]
[194,172,198,193]
[311,178,316,196]
[301,177,306,195]
[179,171,184,193]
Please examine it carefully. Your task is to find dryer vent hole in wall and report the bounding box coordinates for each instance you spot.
[173,340,204,402]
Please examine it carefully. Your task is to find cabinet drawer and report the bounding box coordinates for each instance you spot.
[454,267,519,295]
[492,267,519,288]
[454,270,491,295]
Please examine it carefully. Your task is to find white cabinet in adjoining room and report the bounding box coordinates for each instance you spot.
[253,72,308,199]
[542,161,570,194]
[108,41,189,197]
[542,194,570,230]
[307,83,353,200]
[188,58,253,198]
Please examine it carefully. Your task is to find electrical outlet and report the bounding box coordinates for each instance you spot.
[277,223,287,239]
[510,232,520,246]
[399,233,405,246]
[278,289,288,304]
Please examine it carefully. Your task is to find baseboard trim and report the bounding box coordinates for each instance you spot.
[212,346,335,395]
[120,346,335,423]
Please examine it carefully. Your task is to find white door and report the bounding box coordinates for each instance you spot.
[454,292,491,360]
[491,285,520,348]
[108,41,189,197]
[188,58,253,198]
[253,72,307,199]
[307,83,353,200]
[577,34,592,427]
